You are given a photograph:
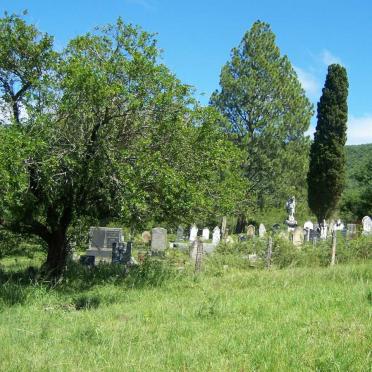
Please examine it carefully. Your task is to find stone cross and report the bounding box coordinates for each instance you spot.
[189,224,198,242]
[212,226,221,245]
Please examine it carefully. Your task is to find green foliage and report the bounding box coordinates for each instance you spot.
[0,14,243,274]
[211,21,313,214]
[340,144,372,220]
[308,64,349,222]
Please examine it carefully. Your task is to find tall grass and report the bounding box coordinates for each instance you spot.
[0,236,371,371]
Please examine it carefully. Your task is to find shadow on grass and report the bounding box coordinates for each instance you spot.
[0,256,181,308]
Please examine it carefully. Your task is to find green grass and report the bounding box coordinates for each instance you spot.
[0,256,371,371]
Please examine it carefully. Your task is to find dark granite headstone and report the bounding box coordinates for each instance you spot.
[112,242,132,264]
[79,255,95,266]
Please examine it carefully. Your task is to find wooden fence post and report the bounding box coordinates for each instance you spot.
[331,229,337,266]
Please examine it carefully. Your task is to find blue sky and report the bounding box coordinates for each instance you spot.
[2,0,371,144]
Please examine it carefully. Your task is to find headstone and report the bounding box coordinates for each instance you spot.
[320,220,328,240]
[89,227,123,249]
[309,229,320,244]
[346,224,357,238]
[292,227,304,247]
[176,226,184,241]
[304,221,314,242]
[212,226,221,245]
[258,223,266,238]
[189,224,198,242]
[141,231,151,244]
[86,227,124,263]
[362,216,372,235]
[246,225,255,238]
[334,219,345,231]
[304,221,314,231]
[202,227,210,241]
[151,227,167,252]
[79,255,95,266]
[112,242,132,264]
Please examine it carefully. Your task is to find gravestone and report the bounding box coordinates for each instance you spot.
[346,224,357,238]
[334,219,345,231]
[195,239,204,273]
[309,229,320,244]
[221,216,227,238]
[176,226,184,241]
[292,227,304,247]
[246,225,255,239]
[79,255,95,266]
[202,227,210,241]
[362,216,372,235]
[212,226,221,245]
[304,221,314,231]
[86,227,123,263]
[112,242,132,264]
[320,220,328,240]
[258,223,266,238]
[151,227,167,252]
[304,221,314,242]
[189,224,198,242]
[141,231,151,244]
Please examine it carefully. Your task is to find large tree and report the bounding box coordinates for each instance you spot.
[211,21,313,221]
[307,64,349,222]
[0,14,243,276]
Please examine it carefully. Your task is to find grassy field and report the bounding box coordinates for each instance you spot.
[0,254,371,371]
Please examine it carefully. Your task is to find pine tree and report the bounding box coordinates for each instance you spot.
[211,21,313,216]
[307,64,349,222]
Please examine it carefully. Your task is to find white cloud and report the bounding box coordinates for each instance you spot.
[347,115,372,145]
[294,66,320,100]
[321,49,342,66]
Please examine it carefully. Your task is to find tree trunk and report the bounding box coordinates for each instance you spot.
[44,230,69,278]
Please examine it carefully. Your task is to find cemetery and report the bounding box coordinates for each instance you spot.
[0,4,371,371]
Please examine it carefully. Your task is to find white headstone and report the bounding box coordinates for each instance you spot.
[212,226,221,245]
[320,220,328,240]
[334,219,345,231]
[258,223,266,238]
[189,224,198,242]
[362,216,372,235]
[304,221,314,231]
[202,227,210,241]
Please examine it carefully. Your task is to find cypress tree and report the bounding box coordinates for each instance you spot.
[307,64,349,222]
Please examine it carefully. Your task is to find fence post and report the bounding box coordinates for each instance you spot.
[331,229,337,266]
[266,236,273,268]
[195,238,204,273]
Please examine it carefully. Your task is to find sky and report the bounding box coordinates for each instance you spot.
[2,0,372,144]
